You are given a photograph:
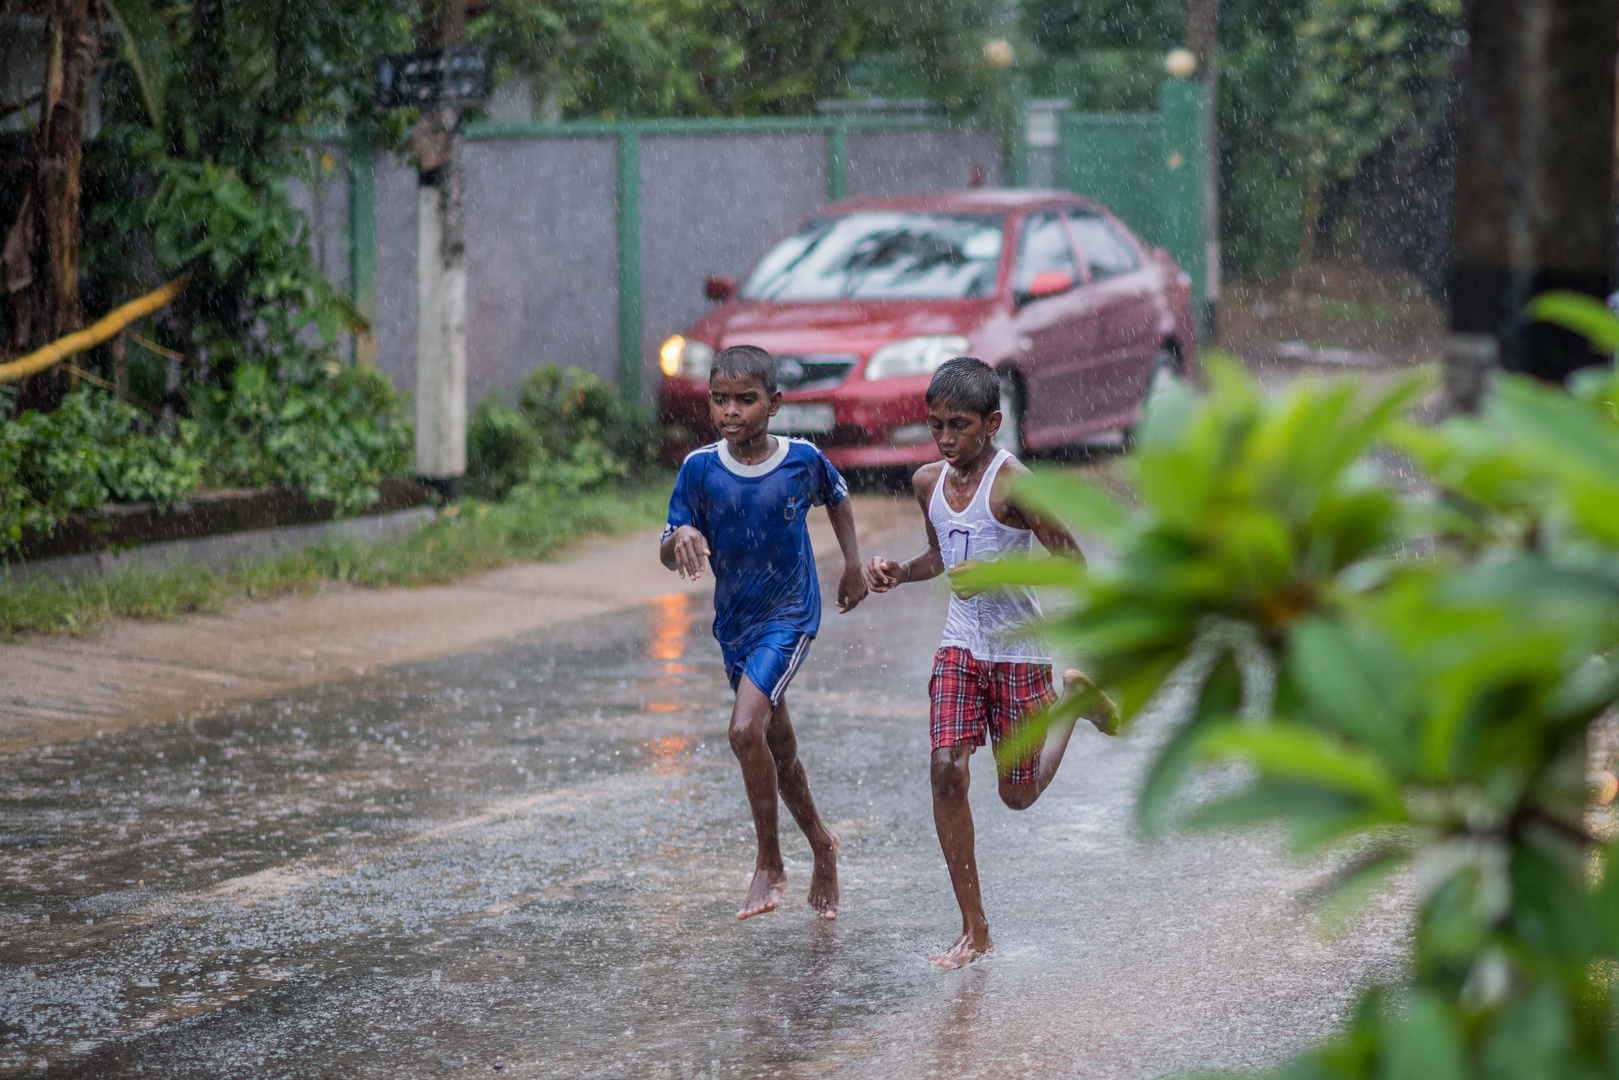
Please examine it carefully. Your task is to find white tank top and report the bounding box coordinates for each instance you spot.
[928,449,1049,663]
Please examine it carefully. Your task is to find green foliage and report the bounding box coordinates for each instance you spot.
[1019,0,1457,277]
[467,365,658,499]
[976,326,1619,1077]
[1288,0,1460,181]
[1022,0,1186,53]
[193,354,411,513]
[471,0,685,117]
[1528,290,1619,353]
[471,0,1001,118]
[101,0,172,127]
[88,128,366,372]
[1021,50,1169,112]
[67,4,415,518]
[68,0,413,516]
[1217,0,1313,276]
[0,388,204,552]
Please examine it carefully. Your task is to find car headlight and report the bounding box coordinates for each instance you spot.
[659,335,715,379]
[863,335,970,381]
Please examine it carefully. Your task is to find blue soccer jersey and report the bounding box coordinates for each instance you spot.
[663,437,849,650]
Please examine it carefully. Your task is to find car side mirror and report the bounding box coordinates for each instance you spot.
[704,275,737,302]
[1019,269,1075,304]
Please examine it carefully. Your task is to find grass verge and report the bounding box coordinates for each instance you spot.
[0,479,672,640]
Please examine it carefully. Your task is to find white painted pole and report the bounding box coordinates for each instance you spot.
[413,116,467,498]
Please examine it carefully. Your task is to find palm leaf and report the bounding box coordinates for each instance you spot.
[103,0,171,128]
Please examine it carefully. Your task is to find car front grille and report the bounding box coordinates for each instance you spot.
[775,353,858,393]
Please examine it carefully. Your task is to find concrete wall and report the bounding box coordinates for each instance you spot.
[285,147,352,293]
[313,124,1003,400]
[285,146,354,355]
[463,137,620,402]
[373,155,421,392]
[637,133,827,397]
[846,128,1003,197]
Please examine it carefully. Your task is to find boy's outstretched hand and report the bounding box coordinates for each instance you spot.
[947,559,989,599]
[837,562,868,612]
[665,525,711,580]
[865,556,905,593]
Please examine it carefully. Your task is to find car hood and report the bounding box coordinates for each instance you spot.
[688,299,993,357]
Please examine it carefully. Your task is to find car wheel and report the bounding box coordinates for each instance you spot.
[993,370,1024,456]
[1124,347,1183,452]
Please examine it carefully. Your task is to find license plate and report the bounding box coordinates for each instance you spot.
[770,403,835,434]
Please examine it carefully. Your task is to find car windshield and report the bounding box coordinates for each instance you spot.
[741,212,1005,301]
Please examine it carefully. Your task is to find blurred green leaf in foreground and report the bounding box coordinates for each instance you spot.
[973,328,1619,1078]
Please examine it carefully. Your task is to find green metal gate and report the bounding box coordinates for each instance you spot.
[1061,78,1212,333]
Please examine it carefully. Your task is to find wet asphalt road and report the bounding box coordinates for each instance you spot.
[0,553,1411,1079]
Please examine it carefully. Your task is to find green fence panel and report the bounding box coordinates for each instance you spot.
[1056,81,1212,340]
[347,138,377,367]
[1158,78,1212,336]
[1061,113,1163,246]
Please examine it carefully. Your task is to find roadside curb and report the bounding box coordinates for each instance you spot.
[3,476,439,584]
[7,505,439,584]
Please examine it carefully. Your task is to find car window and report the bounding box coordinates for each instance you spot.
[1013,211,1081,296]
[1068,212,1141,280]
[740,212,1005,301]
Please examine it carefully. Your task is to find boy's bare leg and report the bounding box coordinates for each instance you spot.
[999,669,1117,811]
[930,744,992,967]
[730,678,788,919]
[765,695,840,919]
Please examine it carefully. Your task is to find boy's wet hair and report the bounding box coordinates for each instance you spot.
[710,345,777,393]
[926,356,1000,417]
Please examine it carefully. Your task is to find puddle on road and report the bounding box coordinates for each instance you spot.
[0,580,1411,1078]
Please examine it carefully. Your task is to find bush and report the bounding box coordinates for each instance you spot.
[467,364,657,500]
[194,352,412,513]
[0,386,204,552]
[972,308,1619,1080]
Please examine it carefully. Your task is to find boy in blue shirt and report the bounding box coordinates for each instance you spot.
[660,345,867,921]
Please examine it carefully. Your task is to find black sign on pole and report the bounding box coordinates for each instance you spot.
[373,46,492,109]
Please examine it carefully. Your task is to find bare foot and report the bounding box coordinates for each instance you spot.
[736,867,787,920]
[1065,669,1120,736]
[929,930,993,969]
[807,833,840,920]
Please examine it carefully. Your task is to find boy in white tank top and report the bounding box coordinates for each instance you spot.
[864,357,1117,969]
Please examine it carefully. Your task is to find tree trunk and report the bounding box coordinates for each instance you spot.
[1187,0,1220,335]
[42,0,93,341]
[4,0,96,409]
[1289,170,1323,302]
[1446,0,1617,401]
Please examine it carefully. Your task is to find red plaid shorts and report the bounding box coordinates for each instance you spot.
[928,646,1057,786]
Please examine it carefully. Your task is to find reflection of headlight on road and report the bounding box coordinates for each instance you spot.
[863,335,970,380]
[659,335,715,378]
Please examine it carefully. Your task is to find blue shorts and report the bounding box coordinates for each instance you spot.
[721,628,813,704]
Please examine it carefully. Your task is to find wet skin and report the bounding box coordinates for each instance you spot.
[660,371,866,921]
[863,397,1104,968]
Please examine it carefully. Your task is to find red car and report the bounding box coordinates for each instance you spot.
[658,189,1197,469]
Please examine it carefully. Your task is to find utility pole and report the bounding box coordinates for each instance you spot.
[1186,0,1219,338]
[1445,0,1616,408]
[412,0,468,501]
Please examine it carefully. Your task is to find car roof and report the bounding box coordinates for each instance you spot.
[820,188,1104,216]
